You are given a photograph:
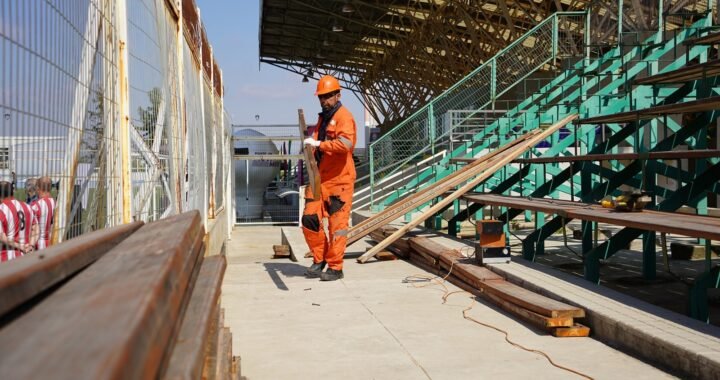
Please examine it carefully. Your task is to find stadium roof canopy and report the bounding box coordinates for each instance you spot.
[260,0,711,128]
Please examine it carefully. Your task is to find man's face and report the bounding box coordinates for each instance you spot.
[318,91,340,112]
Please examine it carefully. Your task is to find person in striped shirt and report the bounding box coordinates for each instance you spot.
[30,177,56,250]
[0,181,38,262]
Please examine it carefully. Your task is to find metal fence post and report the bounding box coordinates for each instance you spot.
[369,145,375,209]
[490,58,496,107]
[428,103,435,156]
[117,0,132,224]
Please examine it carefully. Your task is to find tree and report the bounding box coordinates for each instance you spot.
[137,87,163,144]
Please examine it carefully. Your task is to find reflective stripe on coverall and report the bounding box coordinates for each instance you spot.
[301,105,356,270]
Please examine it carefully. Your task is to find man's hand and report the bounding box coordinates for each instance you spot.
[304,137,321,147]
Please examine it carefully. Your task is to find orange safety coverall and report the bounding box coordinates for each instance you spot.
[301,105,356,270]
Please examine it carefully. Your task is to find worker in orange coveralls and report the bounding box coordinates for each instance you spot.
[302,75,356,281]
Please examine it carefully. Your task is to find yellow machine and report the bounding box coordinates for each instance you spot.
[600,191,652,212]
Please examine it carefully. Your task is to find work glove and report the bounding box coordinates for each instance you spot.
[304,137,321,147]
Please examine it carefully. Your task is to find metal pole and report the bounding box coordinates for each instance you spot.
[54,2,102,242]
[658,0,664,34]
[617,0,624,42]
[117,0,132,224]
[369,145,375,208]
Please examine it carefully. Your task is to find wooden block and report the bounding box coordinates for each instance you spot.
[375,251,398,261]
[165,256,227,380]
[272,244,290,254]
[231,356,242,380]
[0,211,205,380]
[0,221,144,317]
[272,245,291,259]
[550,323,591,337]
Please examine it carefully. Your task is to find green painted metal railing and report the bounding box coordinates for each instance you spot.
[368,11,587,208]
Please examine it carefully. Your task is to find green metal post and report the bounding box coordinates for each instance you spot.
[369,145,375,209]
[428,103,435,156]
[658,0,664,34]
[552,14,558,60]
[490,58,497,107]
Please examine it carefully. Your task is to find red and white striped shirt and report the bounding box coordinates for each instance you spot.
[0,197,36,262]
[31,196,55,249]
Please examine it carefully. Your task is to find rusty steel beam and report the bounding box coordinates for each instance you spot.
[164,255,227,380]
[0,211,205,380]
[0,221,144,317]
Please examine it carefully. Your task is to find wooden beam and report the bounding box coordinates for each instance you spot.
[0,221,143,317]
[357,114,579,263]
[511,149,720,164]
[348,128,539,245]
[0,211,205,379]
[299,109,321,200]
[683,31,720,46]
[577,96,720,124]
[461,194,720,239]
[634,60,720,85]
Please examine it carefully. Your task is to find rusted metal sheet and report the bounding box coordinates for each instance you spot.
[0,221,144,317]
[0,211,204,380]
[164,255,226,380]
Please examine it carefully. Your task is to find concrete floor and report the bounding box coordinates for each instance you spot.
[223,225,674,380]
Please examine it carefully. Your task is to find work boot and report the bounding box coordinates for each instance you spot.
[320,268,344,281]
[305,261,326,278]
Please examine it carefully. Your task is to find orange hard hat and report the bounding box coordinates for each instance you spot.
[315,75,341,96]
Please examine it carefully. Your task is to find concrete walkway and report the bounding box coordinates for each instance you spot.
[223,226,673,380]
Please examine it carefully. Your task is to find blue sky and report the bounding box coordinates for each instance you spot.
[195,0,367,146]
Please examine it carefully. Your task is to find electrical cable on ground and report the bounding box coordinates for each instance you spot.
[403,264,594,380]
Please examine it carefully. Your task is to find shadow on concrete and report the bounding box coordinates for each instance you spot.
[263,262,308,291]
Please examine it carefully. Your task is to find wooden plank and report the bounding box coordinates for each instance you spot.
[551,323,591,337]
[683,31,720,46]
[347,130,538,245]
[406,255,572,329]
[0,211,205,380]
[358,114,579,263]
[512,149,720,164]
[462,194,720,240]
[482,291,574,328]
[634,60,720,85]
[164,255,227,380]
[481,280,585,318]
[408,236,582,318]
[299,109,321,200]
[0,221,143,317]
[577,96,720,124]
